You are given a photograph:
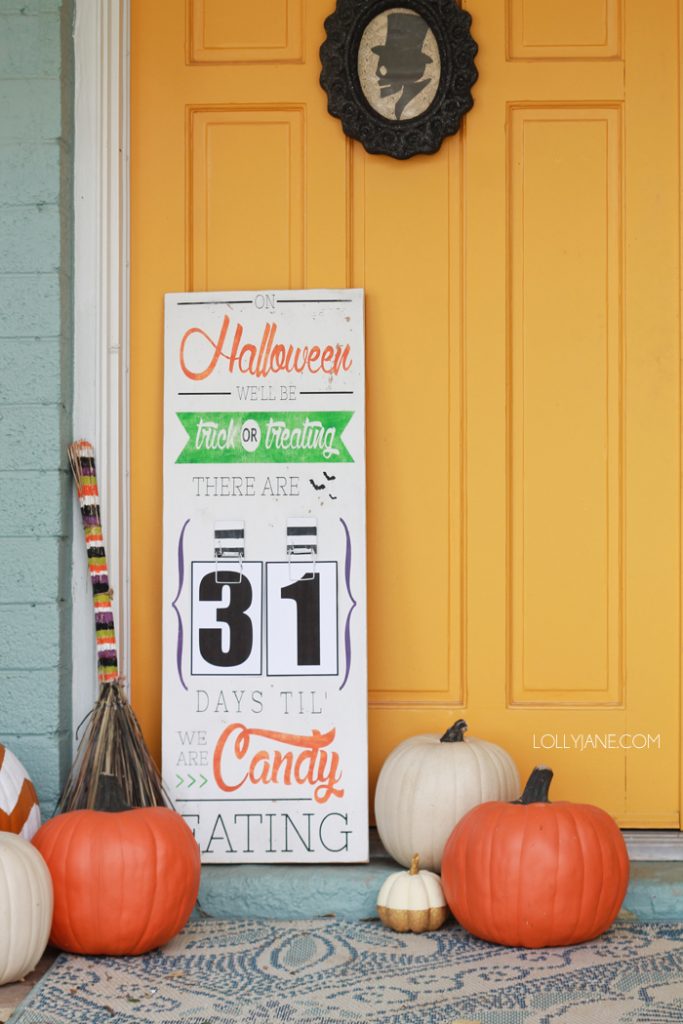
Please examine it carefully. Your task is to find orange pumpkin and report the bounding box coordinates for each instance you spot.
[441,766,629,948]
[33,774,200,955]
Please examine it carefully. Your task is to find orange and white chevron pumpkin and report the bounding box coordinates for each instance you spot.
[0,744,41,840]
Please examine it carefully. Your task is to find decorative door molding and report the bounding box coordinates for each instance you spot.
[72,0,130,739]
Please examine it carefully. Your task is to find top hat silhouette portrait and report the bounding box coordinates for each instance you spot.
[371,11,435,121]
[320,0,478,159]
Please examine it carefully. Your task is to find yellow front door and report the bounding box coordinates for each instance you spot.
[131,0,681,826]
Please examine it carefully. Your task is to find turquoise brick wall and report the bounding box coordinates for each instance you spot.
[0,0,73,817]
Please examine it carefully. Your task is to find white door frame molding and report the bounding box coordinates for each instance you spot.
[71,0,130,739]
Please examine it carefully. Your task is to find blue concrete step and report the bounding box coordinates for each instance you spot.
[622,863,683,923]
[198,832,683,923]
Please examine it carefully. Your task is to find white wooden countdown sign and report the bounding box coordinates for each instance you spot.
[162,290,368,863]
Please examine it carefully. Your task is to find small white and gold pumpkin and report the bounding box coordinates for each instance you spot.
[0,833,53,985]
[375,719,519,871]
[377,853,449,933]
[0,743,41,841]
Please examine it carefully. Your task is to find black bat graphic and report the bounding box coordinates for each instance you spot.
[309,479,326,491]
[323,472,336,481]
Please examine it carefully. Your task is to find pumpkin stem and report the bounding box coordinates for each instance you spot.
[513,766,553,804]
[440,719,468,743]
[409,853,420,875]
[94,773,132,813]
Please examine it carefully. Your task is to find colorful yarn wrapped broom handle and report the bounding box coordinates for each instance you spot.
[68,441,119,685]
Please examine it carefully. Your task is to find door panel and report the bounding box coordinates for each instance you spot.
[131,0,680,825]
[188,0,304,64]
[507,0,622,60]
[508,104,623,707]
[189,107,306,290]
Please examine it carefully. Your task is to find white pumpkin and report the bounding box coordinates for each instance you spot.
[0,833,53,985]
[0,743,41,840]
[377,853,448,933]
[375,719,519,871]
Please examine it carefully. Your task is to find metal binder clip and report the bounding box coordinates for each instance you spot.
[214,520,245,583]
[287,517,317,581]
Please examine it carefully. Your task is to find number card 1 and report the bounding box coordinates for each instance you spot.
[162,290,368,863]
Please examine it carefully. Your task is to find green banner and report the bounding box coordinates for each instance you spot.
[176,411,354,464]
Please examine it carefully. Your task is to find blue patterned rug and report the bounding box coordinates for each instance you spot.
[9,918,683,1024]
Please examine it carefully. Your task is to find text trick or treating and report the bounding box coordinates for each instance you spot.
[213,724,344,805]
[179,315,353,381]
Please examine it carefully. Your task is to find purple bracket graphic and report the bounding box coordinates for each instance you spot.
[339,516,357,691]
[172,518,191,690]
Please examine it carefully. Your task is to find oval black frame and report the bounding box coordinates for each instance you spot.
[320,0,478,160]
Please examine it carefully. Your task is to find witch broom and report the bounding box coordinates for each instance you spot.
[58,440,167,811]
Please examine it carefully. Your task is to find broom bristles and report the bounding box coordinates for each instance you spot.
[58,682,168,812]
[61,441,168,812]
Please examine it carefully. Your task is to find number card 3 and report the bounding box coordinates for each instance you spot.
[191,561,263,676]
[266,562,339,676]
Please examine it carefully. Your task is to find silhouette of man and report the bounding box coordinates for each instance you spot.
[371,11,434,120]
